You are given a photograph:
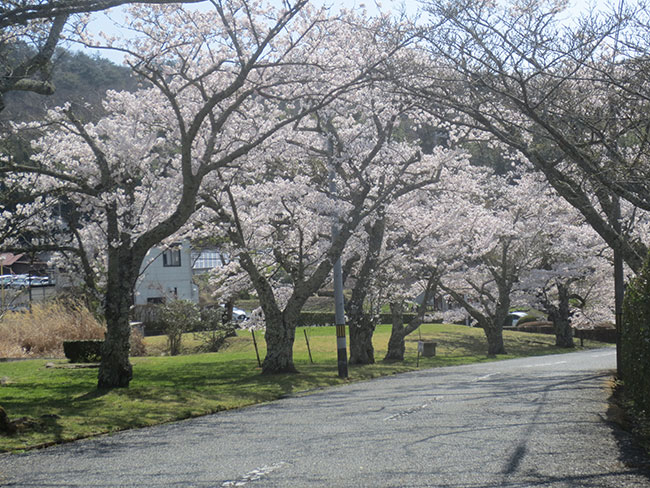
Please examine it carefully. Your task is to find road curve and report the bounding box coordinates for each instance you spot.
[1,348,649,487]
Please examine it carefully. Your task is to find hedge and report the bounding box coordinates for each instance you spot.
[295,312,417,327]
[621,251,650,413]
[296,312,336,327]
[63,340,104,363]
[136,308,419,333]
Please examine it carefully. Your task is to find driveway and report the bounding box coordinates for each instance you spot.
[0,348,648,487]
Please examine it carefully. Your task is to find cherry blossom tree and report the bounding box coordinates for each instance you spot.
[342,153,483,363]
[429,166,578,355]
[344,210,387,364]
[198,74,461,373]
[407,0,650,274]
[1,0,368,388]
[516,211,616,347]
[381,174,471,361]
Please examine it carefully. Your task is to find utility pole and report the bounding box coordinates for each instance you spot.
[328,139,348,379]
[333,250,348,378]
[613,197,624,378]
[611,0,626,379]
[0,255,5,311]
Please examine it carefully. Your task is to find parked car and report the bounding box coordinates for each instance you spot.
[28,276,52,286]
[232,306,249,322]
[8,274,29,287]
[2,274,53,287]
[505,311,529,327]
[0,275,14,286]
[219,304,248,322]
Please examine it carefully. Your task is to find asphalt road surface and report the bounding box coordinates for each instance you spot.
[1,348,649,487]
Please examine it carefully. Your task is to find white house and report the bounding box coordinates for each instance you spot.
[134,241,199,305]
[191,249,230,275]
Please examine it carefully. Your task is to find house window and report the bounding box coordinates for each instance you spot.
[147,297,165,304]
[191,250,226,270]
[163,248,181,267]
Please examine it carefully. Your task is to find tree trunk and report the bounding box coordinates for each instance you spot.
[349,318,375,364]
[346,214,385,365]
[262,312,298,374]
[551,283,574,348]
[482,320,506,357]
[483,280,510,357]
[384,301,406,361]
[98,250,134,388]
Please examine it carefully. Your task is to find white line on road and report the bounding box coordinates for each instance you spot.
[384,403,432,421]
[476,373,497,381]
[522,360,567,368]
[590,351,616,358]
[221,462,287,487]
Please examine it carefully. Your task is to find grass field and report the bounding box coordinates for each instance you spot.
[0,323,610,453]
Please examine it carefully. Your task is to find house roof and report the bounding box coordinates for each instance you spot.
[0,253,25,267]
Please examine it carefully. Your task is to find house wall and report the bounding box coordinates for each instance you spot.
[134,241,199,305]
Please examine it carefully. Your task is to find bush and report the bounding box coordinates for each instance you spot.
[160,300,201,356]
[622,251,650,414]
[515,314,538,326]
[193,307,238,353]
[63,340,103,363]
[294,312,417,327]
[378,313,416,325]
[129,328,147,357]
[297,312,336,326]
[0,300,105,358]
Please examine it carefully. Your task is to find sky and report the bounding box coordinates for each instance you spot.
[75,0,596,65]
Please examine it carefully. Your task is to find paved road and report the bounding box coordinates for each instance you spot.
[1,348,649,487]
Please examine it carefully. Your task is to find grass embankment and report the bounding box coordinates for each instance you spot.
[0,323,609,452]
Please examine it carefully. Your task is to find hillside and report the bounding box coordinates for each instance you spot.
[1,45,138,123]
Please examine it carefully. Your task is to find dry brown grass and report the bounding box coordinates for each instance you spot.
[0,300,106,358]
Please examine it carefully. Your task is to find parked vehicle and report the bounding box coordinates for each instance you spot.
[1,274,54,287]
[28,276,52,286]
[219,304,249,322]
[8,274,29,287]
[505,311,529,327]
[0,275,14,286]
[232,307,248,322]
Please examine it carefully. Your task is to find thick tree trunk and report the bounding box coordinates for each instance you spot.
[346,214,385,365]
[262,312,298,374]
[384,301,407,361]
[482,320,506,357]
[349,318,375,364]
[550,283,575,348]
[98,251,134,388]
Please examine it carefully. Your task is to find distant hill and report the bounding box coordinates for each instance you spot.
[1,45,139,123]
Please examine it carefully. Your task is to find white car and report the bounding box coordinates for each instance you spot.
[506,311,529,327]
[219,304,249,322]
[232,307,249,322]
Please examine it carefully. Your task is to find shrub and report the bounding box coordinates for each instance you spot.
[621,251,650,414]
[129,328,147,357]
[294,312,417,327]
[297,312,336,326]
[515,314,538,326]
[379,313,416,325]
[0,300,105,358]
[63,340,103,363]
[160,300,201,355]
[193,307,238,353]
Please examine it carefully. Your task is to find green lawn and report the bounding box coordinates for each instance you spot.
[0,323,609,452]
